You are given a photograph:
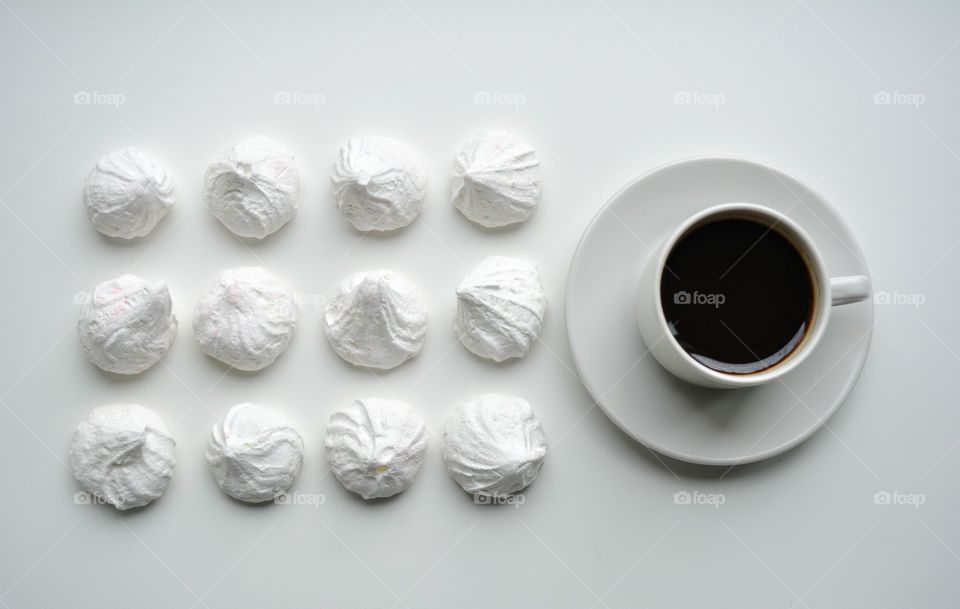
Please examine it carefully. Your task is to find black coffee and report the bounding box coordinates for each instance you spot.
[660,218,814,374]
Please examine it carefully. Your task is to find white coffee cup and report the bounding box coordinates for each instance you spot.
[636,203,870,389]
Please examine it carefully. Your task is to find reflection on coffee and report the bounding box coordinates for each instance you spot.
[660,218,814,374]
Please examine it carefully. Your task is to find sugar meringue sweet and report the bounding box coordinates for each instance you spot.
[69,404,176,510]
[204,136,300,239]
[205,403,304,503]
[444,394,547,497]
[325,398,427,499]
[332,137,427,231]
[451,130,542,228]
[324,270,426,370]
[193,267,298,371]
[84,147,174,239]
[455,256,546,362]
[78,274,177,375]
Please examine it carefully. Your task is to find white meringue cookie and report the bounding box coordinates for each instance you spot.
[84,147,174,239]
[325,398,427,499]
[455,256,546,362]
[69,404,176,510]
[444,394,547,497]
[332,137,427,231]
[324,270,426,370]
[205,403,304,503]
[78,274,177,375]
[451,130,542,228]
[204,136,300,239]
[193,267,298,371]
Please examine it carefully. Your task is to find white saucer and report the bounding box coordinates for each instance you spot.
[565,157,874,466]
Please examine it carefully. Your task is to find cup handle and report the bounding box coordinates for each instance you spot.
[830,275,871,306]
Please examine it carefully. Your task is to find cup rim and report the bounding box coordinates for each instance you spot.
[651,202,831,387]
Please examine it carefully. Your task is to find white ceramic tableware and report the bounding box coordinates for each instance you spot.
[636,202,870,389]
[565,157,874,465]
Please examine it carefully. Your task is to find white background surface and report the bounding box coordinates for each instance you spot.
[1,1,958,607]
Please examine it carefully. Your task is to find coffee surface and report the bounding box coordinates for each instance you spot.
[660,218,814,374]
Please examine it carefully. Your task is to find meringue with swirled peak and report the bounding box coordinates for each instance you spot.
[205,403,304,502]
[325,398,427,499]
[324,270,426,370]
[70,404,176,510]
[204,135,300,239]
[84,147,174,239]
[193,266,298,371]
[332,136,427,231]
[78,274,177,375]
[455,256,546,362]
[451,130,542,228]
[444,394,547,497]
